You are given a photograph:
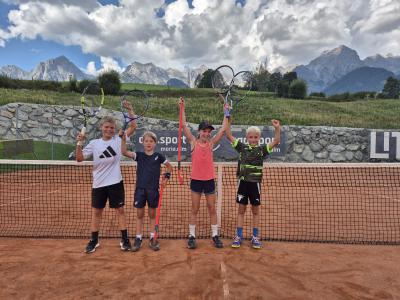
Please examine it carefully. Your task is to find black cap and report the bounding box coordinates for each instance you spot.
[198,121,215,131]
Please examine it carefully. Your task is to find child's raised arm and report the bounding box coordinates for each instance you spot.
[179,97,196,146]
[122,100,137,138]
[268,119,281,149]
[124,120,137,138]
[120,129,135,159]
[211,104,229,145]
[75,132,85,162]
[225,116,235,143]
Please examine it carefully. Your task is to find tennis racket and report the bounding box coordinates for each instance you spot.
[120,89,150,135]
[177,97,184,185]
[80,83,105,136]
[154,185,165,241]
[212,65,253,117]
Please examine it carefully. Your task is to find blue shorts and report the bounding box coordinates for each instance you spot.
[134,188,159,208]
[190,179,215,195]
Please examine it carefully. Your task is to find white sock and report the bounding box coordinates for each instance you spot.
[150,232,155,239]
[136,234,142,240]
[189,224,196,237]
[211,224,218,237]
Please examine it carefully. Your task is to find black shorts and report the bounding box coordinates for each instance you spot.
[236,180,261,206]
[190,179,215,195]
[134,188,159,209]
[92,181,125,209]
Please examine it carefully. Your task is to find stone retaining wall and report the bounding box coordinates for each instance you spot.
[0,103,391,162]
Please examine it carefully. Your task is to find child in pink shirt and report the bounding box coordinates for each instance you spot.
[179,98,228,249]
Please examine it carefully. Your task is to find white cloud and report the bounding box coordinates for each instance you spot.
[85,56,123,76]
[85,61,97,76]
[1,0,400,71]
[2,0,99,10]
[99,57,123,73]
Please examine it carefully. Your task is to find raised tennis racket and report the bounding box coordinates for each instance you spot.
[120,89,150,135]
[212,65,252,117]
[177,97,184,185]
[154,185,165,241]
[80,83,105,136]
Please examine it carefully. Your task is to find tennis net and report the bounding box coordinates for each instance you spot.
[1,160,399,244]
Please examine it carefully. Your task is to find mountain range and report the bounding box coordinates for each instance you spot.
[0,57,207,88]
[1,45,399,94]
[0,56,90,81]
[323,67,394,96]
[293,45,400,93]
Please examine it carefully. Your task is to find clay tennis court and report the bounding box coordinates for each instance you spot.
[1,161,400,299]
[0,239,399,299]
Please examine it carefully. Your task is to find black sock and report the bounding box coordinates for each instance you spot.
[121,229,128,240]
[91,231,99,241]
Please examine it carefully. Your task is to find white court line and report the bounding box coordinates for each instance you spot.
[0,188,64,207]
[220,260,230,299]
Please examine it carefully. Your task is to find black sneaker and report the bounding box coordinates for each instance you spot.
[149,237,160,251]
[187,235,196,249]
[85,239,99,254]
[131,237,142,252]
[212,235,223,248]
[120,238,131,251]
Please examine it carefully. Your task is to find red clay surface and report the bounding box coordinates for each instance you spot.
[0,238,399,300]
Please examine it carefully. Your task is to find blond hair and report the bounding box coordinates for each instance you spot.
[99,116,116,127]
[246,126,261,136]
[142,131,157,143]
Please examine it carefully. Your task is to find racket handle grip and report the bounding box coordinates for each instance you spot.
[77,127,86,146]
[224,106,231,118]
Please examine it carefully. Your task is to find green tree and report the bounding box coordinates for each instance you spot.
[283,71,297,84]
[252,61,270,91]
[289,79,307,99]
[68,77,78,92]
[245,72,257,91]
[78,79,95,93]
[382,76,400,99]
[195,69,214,88]
[309,92,326,98]
[277,81,289,98]
[268,72,282,93]
[98,70,121,95]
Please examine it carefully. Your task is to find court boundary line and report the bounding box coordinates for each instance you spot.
[220,260,230,298]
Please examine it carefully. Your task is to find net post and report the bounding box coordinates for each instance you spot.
[217,163,223,229]
[15,104,19,158]
[51,112,54,160]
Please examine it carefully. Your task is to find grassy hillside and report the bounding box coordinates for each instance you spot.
[0,84,399,129]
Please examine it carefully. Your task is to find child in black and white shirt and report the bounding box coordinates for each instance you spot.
[76,114,135,254]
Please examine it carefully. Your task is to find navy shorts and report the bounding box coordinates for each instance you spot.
[134,188,159,208]
[190,179,215,195]
[92,181,125,209]
[236,180,261,206]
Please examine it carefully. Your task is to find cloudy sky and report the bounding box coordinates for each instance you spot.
[0,0,399,74]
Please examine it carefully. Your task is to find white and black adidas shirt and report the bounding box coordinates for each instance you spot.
[82,135,122,188]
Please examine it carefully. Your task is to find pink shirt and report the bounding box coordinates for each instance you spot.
[190,141,215,180]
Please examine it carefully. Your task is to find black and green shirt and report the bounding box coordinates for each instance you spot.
[232,139,272,183]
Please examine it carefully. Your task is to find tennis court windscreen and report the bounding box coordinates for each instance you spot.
[1,160,399,244]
